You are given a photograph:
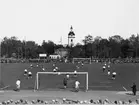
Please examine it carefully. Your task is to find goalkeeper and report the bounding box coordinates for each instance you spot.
[63,77,67,89]
[63,75,69,89]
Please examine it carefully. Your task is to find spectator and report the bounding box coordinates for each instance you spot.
[131,82,137,95]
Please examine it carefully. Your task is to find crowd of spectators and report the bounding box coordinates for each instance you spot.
[1,98,139,105]
[92,58,139,64]
[0,57,66,63]
[1,57,139,64]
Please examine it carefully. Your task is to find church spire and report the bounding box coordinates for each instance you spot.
[70,26,73,31]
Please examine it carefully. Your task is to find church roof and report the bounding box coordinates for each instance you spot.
[68,31,75,36]
[68,26,75,36]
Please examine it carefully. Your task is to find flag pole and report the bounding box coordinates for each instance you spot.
[24,36,26,59]
[61,36,62,45]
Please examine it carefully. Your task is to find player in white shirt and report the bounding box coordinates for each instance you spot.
[30,64,33,67]
[112,71,116,80]
[24,69,28,76]
[108,65,110,68]
[42,67,45,71]
[76,66,80,70]
[75,80,80,92]
[15,79,21,91]
[30,64,33,69]
[28,71,32,79]
[107,65,111,76]
[74,70,77,77]
[53,64,55,67]
[104,63,107,66]
[66,74,69,78]
[81,62,84,66]
[65,58,67,63]
[55,67,59,71]
[107,69,110,76]
[103,65,106,72]
[53,68,57,72]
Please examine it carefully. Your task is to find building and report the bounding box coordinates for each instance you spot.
[49,54,61,59]
[55,48,68,58]
[68,26,75,47]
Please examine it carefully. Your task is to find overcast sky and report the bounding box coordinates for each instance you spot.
[0,0,139,45]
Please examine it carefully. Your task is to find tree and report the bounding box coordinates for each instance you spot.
[93,36,102,58]
[25,41,38,58]
[121,39,130,58]
[82,35,94,58]
[99,39,109,58]
[108,35,123,58]
[1,36,23,58]
[129,34,139,57]
[42,40,55,55]
[110,35,123,43]
[82,35,93,45]
[68,43,85,58]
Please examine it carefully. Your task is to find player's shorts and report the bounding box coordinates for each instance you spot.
[74,74,77,78]
[103,68,105,70]
[75,86,79,89]
[24,72,27,75]
[64,83,67,86]
[28,74,32,77]
[112,75,116,78]
[16,85,20,89]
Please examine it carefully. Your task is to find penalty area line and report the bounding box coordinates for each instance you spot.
[116,91,132,95]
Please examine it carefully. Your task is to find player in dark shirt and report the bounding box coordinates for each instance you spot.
[63,77,67,89]
[131,83,137,95]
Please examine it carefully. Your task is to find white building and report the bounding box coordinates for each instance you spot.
[49,54,61,59]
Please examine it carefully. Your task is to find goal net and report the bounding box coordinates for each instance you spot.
[72,58,91,64]
[34,72,88,91]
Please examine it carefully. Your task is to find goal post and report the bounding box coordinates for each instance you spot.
[35,72,88,91]
[72,58,91,64]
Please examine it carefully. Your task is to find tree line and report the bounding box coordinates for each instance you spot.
[0,34,139,59]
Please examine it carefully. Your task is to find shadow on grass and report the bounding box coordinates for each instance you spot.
[125,92,137,96]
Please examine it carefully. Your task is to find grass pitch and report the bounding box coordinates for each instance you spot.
[0,62,139,91]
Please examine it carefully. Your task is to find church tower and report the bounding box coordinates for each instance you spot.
[68,26,75,47]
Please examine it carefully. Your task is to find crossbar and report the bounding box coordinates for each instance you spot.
[37,72,88,74]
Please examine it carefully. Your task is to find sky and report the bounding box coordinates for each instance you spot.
[0,0,139,45]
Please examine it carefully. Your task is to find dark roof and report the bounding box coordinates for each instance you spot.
[68,31,75,36]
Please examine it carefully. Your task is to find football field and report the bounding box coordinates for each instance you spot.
[1,62,139,91]
[0,62,139,103]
